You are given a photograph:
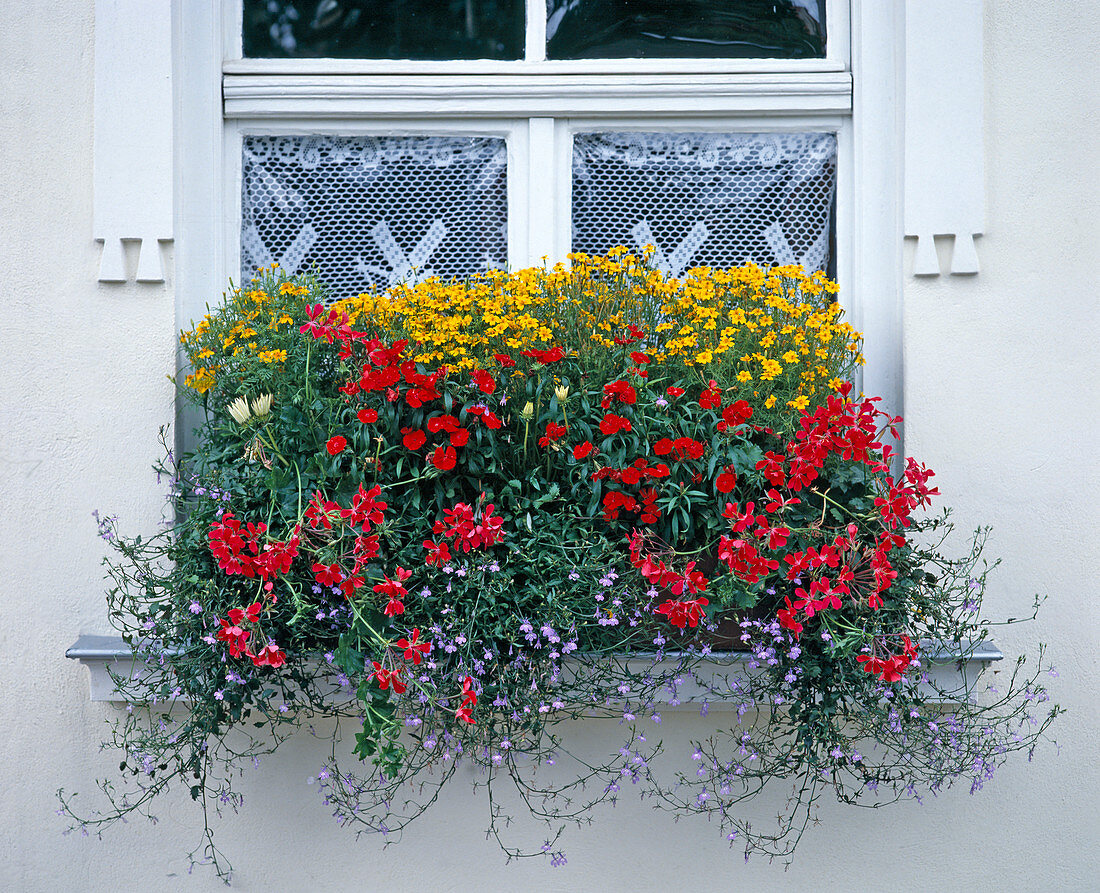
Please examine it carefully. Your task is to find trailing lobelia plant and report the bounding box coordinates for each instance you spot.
[60,252,1060,878]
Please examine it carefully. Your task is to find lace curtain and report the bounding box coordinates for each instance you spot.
[241,135,508,298]
[571,132,837,278]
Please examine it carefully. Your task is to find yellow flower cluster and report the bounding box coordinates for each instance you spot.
[179,268,302,395]
[335,251,862,411]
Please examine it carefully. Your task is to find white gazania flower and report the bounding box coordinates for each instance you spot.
[520,401,535,420]
[251,393,273,419]
[227,396,251,425]
[554,385,570,402]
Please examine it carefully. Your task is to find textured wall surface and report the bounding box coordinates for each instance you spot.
[1,1,1096,890]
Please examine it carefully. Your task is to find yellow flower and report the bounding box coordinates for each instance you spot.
[251,393,273,418]
[765,395,777,409]
[787,395,810,411]
[737,370,752,383]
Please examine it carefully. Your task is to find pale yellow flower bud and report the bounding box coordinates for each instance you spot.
[554,385,570,402]
[251,393,273,419]
[521,401,535,420]
[227,396,251,425]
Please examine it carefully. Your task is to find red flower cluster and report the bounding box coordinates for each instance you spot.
[374,566,412,616]
[214,602,286,668]
[432,499,505,552]
[394,628,432,664]
[857,636,919,682]
[208,513,300,581]
[599,413,632,436]
[455,676,478,724]
[538,421,568,447]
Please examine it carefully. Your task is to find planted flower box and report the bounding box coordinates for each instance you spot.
[63,253,1058,877]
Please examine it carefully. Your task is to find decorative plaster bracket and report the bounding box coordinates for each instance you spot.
[93,0,174,283]
[903,0,985,276]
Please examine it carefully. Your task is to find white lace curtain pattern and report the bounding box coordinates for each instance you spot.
[241,135,509,297]
[571,132,837,278]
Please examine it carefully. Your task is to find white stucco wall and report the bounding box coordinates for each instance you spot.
[1,1,1096,889]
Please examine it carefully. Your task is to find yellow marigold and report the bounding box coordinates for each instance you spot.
[184,367,216,394]
[257,349,287,364]
[765,395,777,409]
[787,395,810,411]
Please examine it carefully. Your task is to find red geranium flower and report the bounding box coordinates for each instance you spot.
[357,407,378,424]
[394,628,432,665]
[493,353,516,368]
[573,441,596,460]
[471,368,496,394]
[251,643,286,668]
[326,435,347,456]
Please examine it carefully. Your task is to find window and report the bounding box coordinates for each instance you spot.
[175,1,901,417]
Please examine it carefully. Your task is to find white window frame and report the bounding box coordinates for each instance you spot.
[175,0,901,423]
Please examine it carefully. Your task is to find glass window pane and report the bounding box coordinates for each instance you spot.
[547,0,826,60]
[243,1,525,60]
[241,136,508,297]
[571,132,836,277]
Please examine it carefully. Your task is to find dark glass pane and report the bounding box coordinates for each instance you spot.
[243,1,525,60]
[547,0,825,60]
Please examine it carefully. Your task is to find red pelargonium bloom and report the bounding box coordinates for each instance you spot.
[312,562,343,588]
[251,643,286,668]
[215,618,251,659]
[455,675,477,724]
[371,662,407,694]
[228,602,262,626]
[401,428,427,451]
[493,352,516,368]
[326,435,347,456]
[430,444,458,471]
[374,567,412,615]
[655,597,710,630]
[599,413,632,436]
[422,538,452,568]
[394,628,432,664]
[433,500,505,551]
[471,368,496,394]
[573,441,596,460]
[757,451,787,487]
[629,351,651,365]
[538,421,568,447]
[304,492,342,530]
[340,483,387,529]
[776,597,804,638]
[357,407,378,424]
[613,324,646,345]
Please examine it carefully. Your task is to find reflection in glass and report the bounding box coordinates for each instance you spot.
[547,0,826,60]
[243,0,525,60]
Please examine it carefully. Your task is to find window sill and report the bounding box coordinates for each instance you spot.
[67,636,1003,706]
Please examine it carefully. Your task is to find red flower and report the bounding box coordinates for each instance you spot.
[699,380,722,410]
[717,400,753,431]
[433,500,505,551]
[394,628,432,665]
[665,386,685,398]
[601,379,637,407]
[215,618,251,659]
[422,538,452,567]
[655,597,709,630]
[357,407,379,424]
[326,435,347,456]
[471,368,496,394]
[251,643,286,668]
[401,428,427,450]
[599,413,632,436]
[573,441,596,460]
[455,676,477,724]
[371,662,407,694]
[629,351,651,365]
[716,466,738,493]
[340,483,388,529]
[431,444,458,470]
[312,562,343,588]
[538,421,568,447]
[521,346,564,364]
[493,352,516,368]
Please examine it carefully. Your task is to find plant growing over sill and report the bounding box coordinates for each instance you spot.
[60,253,1061,880]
